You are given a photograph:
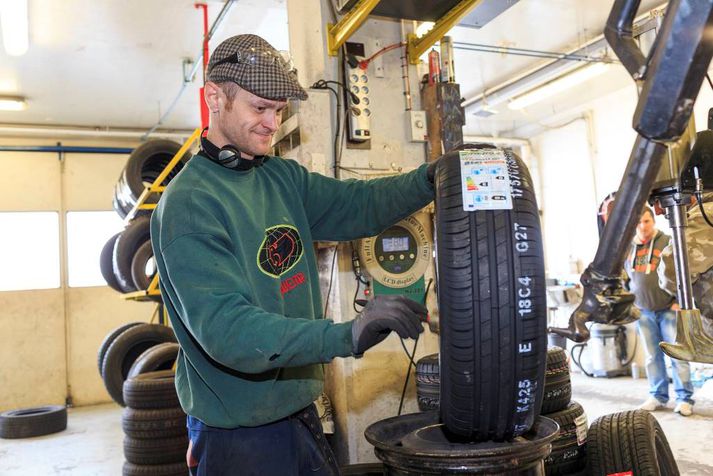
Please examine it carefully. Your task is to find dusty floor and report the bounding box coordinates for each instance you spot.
[0,373,712,475]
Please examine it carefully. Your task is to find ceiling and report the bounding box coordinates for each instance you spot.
[0,0,666,139]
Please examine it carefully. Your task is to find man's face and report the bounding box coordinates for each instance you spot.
[214,85,287,159]
[636,212,656,242]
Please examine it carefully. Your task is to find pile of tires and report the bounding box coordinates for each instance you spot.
[539,346,588,476]
[101,139,191,295]
[433,146,547,441]
[98,323,177,406]
[414,346,586,475]
[122,370,188,476]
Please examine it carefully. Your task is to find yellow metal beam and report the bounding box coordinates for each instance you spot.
[327,0,382,57]
[407,0,483,64]
[151,127,201,188]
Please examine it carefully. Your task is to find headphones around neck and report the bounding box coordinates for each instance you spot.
[200,130,267,171]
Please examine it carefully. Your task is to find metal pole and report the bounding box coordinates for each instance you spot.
[667,202,695,308]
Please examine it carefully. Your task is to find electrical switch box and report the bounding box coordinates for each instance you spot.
[345,42,371,143]
[407,110,428,142]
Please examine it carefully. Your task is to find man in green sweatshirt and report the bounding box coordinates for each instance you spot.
[624,206,694,416]
[151,34,434,475]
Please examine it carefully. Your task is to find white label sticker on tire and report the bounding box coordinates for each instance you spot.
[459,149,513,211]
[574,412,588,446]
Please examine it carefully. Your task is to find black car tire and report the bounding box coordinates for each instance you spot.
[0,405,67,439]
[542,346,571,414]
[113,216,151,293]
[122,461,189,476]
[122,406,186,439]
[100,233,123,292]
[435,146,547,440]
[123,435,188,465]
[587,410,679,476]
[113,139,190,218]
[131,240,156,292]
[97,322,144,378]
[128,342,179,379]
[101,324,176,406]
[415,353,440,411]
[123,370,180,410]
[543,401,588,476]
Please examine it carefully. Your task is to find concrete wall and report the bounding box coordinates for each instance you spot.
[0,136,158,411]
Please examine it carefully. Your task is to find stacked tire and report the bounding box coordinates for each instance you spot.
[540,346,588,476]
[98,323,177,406]
[414,346,586,474]
[101,139,191,295]
[122,370,188,476]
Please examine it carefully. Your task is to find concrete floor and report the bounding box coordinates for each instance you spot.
[1,374,712,475]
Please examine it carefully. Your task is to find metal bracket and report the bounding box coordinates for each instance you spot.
[661,309,713,363]
[407,0,483,64]
[327,0,382,57]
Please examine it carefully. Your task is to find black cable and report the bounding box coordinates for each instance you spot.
[696,192,713,228]
[322,246,339,317]
[707,73,713,91]
[621,331,638,367]
[310,80,341,170]
[570,343,595,378]
[397,278,434,416]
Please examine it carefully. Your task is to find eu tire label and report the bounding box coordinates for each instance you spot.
[459,149,513,211]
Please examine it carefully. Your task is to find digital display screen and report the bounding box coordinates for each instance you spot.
[382,236,409,252]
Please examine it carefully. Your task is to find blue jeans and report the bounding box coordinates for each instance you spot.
[637,308,694,404]
[186,404,339,476]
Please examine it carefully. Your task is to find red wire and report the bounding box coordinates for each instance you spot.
[359,42,405,70]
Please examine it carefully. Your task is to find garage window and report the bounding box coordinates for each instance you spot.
[66,211,124,288]
[0,212,60,291]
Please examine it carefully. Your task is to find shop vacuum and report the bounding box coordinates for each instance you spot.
[570,323,635,378]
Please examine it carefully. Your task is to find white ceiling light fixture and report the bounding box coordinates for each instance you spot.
[0,0,29,56]
[0,96,28,111]
[507,62,610,110]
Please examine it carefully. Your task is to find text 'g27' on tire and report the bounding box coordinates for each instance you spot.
[434,146,547,441]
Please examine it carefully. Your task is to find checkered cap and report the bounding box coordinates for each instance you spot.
[207,34,308,101]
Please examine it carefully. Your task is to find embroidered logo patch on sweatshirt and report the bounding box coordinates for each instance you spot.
[257,225,304,278]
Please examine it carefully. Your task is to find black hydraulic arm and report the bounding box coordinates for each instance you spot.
[550,0,713,342]
[604,0,647,79]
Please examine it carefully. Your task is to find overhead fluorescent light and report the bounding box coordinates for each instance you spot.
[0,96,27,111]
[0,0,29,56]
[507,62,610,110]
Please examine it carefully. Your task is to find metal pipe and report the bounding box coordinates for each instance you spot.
[454,42,612,63]
[0,124,192,140]
[142,0,238,140]
[463,135,529,146]
[667,203,695,308]
[0,145,133,154]
[592,136,667,276]
[605,0,647,79]
[463,2,667,112]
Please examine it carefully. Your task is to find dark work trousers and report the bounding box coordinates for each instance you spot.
[186,403,340,476]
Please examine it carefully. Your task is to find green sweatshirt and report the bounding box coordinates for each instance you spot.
[151,153,434,428]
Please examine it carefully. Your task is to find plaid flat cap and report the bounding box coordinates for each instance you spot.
[207,34,308,101]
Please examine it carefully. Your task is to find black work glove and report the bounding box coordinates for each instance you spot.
[351,295,428,357]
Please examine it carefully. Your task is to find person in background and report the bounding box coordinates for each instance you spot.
[624,206,694,416]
